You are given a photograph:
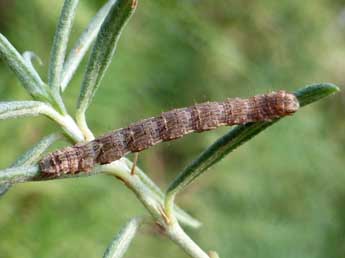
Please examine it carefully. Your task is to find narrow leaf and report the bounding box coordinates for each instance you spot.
[22,51,43,83]
[61,0,118,91]
[23,51,43,66]
[76,0,137,116]
[0,101,84,142]
[103,217,141,258]
[0,101,50,120]
[11,133,63,167]
[0,34,49,100]
[48,0,79,92]
[165,83,339,209]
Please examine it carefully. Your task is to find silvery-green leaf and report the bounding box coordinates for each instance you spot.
[103,217,142,258]
[0,101,83,141]
[61,0,118,90]
[22,51,43,84]
[11,133,63,167]
[48,0,79,93]
[0,34,49,100]
[0,101,50,120]
[76,0,137,116]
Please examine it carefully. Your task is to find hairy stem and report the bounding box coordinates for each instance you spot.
[166,218,210,258]
[101,162,210,258]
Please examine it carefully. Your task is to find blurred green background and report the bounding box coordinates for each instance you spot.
[0,0,345,257]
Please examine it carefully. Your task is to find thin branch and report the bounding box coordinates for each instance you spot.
[0,133,64,196]
[208,251,220,258]
[123,158,202,228]
[0,34,49,101]
[0,164,106,185]
[166,219,210,258]
[0,165,40,185]
[102,162,211,258]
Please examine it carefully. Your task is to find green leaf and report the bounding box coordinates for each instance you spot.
[48,0,79,92]
[103,217,142,258]
[165,83,339,215]
[48,0,79,114]
[11,133,63,167]
[22,51,43,84]
[0,34,49,100]
[76,0,137,117]
[0,101,51,120]
[61,0,118,91]
[0,101,84,141]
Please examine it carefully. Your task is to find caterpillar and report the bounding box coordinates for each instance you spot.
[39,90,299,176]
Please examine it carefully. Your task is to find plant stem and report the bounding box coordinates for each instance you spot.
[123,158,201,228]
[75,112,95,141]
[101,162,210,258]
[44,108,85,142]
[166,218,210,258]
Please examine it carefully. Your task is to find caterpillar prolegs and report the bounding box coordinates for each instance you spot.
[39,90,299,176]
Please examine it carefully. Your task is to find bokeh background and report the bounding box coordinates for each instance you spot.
[0,0,345,257]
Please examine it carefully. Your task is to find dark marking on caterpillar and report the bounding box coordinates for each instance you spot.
[39,91,299,176]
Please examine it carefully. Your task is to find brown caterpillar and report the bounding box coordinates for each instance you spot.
[39,90,299,176]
